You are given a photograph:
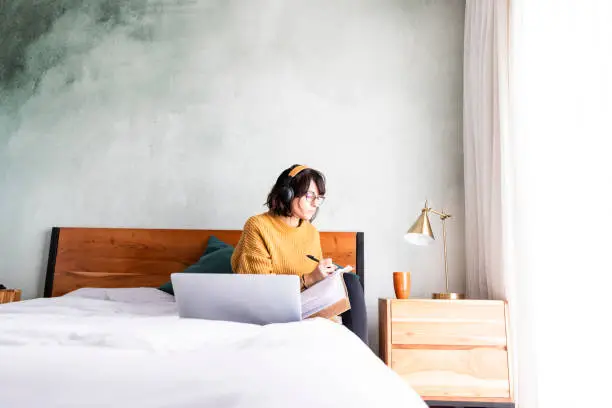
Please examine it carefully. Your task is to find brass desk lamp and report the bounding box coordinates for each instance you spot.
[404,200,464,300]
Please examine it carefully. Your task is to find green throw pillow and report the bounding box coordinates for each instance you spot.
[158,236,234,295]
[202,235,233,256]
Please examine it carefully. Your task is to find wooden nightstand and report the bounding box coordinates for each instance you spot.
[0,289,22,304]
[379,298,514,408]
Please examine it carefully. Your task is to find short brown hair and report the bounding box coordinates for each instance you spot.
[266,164,326,220]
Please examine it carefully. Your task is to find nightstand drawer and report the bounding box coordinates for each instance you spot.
[390,300,507,346]
[391,348,510,399]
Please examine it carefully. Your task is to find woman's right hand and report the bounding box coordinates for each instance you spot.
[305,258,337,287]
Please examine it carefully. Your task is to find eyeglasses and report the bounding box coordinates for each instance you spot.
[304,191,326,206]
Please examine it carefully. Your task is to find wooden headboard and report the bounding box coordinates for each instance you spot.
[44,227,365,297]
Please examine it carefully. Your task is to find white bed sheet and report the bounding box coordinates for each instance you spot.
[0,292,427,408]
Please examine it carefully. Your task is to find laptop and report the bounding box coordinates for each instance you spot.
[170,273,302,325]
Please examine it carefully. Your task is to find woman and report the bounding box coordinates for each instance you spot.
[231,164,334,289]
[231,164,367,344]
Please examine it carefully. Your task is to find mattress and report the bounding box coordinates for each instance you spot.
[0,288,427,408]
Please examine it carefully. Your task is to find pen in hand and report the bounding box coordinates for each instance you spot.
[306,254,343,270]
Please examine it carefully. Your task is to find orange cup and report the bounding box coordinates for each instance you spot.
[393,272,411,299]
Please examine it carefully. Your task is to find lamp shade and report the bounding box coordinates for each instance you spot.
[404,210,435,246]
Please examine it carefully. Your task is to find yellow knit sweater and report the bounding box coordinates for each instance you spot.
[231,212,323,290]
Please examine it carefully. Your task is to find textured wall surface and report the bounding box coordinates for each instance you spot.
[0,0,465,350]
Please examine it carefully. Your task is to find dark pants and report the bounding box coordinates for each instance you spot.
[340,273,368,346]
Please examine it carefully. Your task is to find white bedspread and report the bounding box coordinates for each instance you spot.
[0,294,426,408]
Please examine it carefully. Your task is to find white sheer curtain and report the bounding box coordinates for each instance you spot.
[465,1,612,407]
[463,0,508,301]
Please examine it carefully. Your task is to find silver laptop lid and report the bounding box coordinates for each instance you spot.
[170,273,302,325]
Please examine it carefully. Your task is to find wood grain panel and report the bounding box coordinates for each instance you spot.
[56,228,243,260]
[392,348,510,399]
[379,298,392,365]
[505,302,515,402]
[48,227,360,297]
[319,232,360,269]
[391,299,506,320]
[0,289,22,304]
[391,299,507,346]
[423,396,514,403]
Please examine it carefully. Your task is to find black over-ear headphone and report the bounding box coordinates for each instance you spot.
[279,165,309,203]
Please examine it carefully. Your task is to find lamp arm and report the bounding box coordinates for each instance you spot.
[427,208,451,220]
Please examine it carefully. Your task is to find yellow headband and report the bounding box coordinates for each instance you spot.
[288,165,309,177]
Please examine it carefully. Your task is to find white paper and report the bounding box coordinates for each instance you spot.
[300,266,353,319]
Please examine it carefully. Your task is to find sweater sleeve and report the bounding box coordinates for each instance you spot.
[231,217,273,275]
